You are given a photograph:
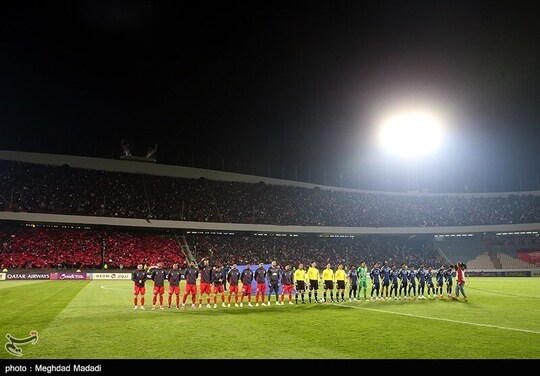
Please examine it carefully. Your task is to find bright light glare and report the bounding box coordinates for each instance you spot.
[379,112,444,158]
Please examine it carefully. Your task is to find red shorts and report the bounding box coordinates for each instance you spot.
[134,285,145,295]
[229,285,239,294]
[213,285,224,294]
[200,282,211,294]
[185,284,197,295]
[168,286,180,295]
[242,284,252,294]
[282,284,293,294]
[153,286,165,294]
[256,283,266,294]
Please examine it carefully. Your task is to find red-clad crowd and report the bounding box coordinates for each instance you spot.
[0,227,185,269]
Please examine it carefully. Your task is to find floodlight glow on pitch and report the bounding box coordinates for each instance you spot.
[378,112,444,158]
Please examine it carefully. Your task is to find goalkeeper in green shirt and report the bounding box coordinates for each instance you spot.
[357,261,368,300]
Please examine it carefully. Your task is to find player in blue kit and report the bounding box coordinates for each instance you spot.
[380,261,391,300]
[416,263,427,299]
[389,264,399,300]
[445,265,454,298]
[398,263,408,300]
[436,266,445,298]
[347,265,358,302]
[369,262,381,301]
[408,265,417,299]
[426,266,435,299]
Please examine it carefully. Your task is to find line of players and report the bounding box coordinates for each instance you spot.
[131,259,458,310]
[360,261,457,302]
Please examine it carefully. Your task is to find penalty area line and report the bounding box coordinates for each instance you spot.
[335,304,540,335]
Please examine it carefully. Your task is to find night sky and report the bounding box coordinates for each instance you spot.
[1,1,540,192]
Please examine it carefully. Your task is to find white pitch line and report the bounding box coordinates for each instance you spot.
[100,285,132,291]
[335,304,540,335]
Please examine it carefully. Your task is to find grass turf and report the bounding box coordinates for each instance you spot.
[0,277,539,359]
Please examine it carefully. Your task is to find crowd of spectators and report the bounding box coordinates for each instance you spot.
[0,227,184,269]
[186,233,440,269]
[0,226,439,271]
[2,160,540,227]
[16,226,540,272]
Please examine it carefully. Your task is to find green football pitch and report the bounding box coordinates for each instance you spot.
[1,277,539,359]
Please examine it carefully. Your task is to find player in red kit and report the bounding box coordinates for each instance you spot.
[212,265,226,308]
[254,262,267,306]
[280,264,294,305]
[167,263,182,309]
[198,258,213,308]
[132,264,147,310]
[226,263,241,307]
[239,264,254,307]
[151,262,166,310]
[182,261,199,309]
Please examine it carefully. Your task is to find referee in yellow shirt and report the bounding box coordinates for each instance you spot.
[322,263,335,303]
[307,261,320,303]
[294,263,308,304]
[335,264,347,302]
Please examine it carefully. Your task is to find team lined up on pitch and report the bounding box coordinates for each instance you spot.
[131,259,467,310]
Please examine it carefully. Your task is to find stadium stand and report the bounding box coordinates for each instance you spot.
[185,233,440,268]
[434,239,486,265]
[2,159,540,227]
[1,152,540,271]
[497,252,535,269]
[466,252,496,269]
[0,227,185,269]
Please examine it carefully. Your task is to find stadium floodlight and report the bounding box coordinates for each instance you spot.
[378,111,444,158]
